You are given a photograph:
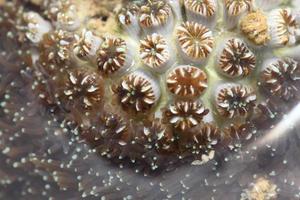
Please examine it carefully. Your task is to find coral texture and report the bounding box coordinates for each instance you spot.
[1,0,300,199]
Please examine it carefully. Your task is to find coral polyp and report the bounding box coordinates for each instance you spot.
[118,4,139,26]
[177,21,214,62]
[223,122,256,151]
[215,84,256,118]
[268,8,300,47]
[224,0,253,16]
[260,58,300,101]
[86,110,132,157]
[59,68,104,110]
[139,0,172,29]
[134,119,175,153]
[2,0,300,199]
[112,71,160,113]
[96,36,129,75]
[183,0,217,25]
[162,100,209,131]
[179,123,221,165]
[218,38,256,78]
[140,33,170,71]
[183,0,216,17]
[166,65,208,98]
[73,29,102,61]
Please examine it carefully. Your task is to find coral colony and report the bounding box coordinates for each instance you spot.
[1,0,300,199]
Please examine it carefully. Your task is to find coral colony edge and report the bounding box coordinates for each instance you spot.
[1,0,300,199]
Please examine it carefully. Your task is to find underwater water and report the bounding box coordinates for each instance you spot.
[1,0,300,199]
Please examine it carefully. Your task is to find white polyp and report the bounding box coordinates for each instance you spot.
[131,70,161,104]
[184,0,217,28]
[223,1,253,30]
[140,33,173,73]
[73,30,103,62]
[119,12,140,39]
[23,12,52,44]
[139,1,175,36]
[268,8,300,47]
[85,32,102,58]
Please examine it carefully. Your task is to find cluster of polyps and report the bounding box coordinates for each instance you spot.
[3,0,300,178]
[2,0,300,199]
[25,0,300,167]
[113,0,299,133]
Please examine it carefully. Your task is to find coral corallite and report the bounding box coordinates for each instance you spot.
[2,0,300,199]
